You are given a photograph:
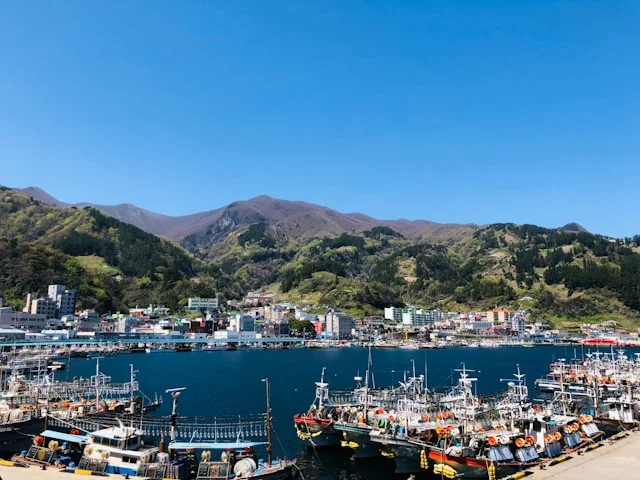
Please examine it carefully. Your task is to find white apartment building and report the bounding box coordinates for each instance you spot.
[187,297,219,311]
[48,284,77,317]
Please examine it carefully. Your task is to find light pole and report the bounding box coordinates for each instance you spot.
[261,378,272,464]
[165,386,186,456]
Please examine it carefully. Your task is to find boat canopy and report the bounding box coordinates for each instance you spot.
[168,441,267,450]
[40,429,89,444]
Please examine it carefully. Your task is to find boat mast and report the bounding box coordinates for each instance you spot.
[263,377,272,464]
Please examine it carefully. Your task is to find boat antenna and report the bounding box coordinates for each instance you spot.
[262,378,272,464]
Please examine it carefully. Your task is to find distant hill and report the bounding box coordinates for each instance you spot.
[559,222,589,233]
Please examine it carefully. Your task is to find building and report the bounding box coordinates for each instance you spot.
[384,307,404,323]
[487,309,515,325]
[0,308,49,330]
[324,311,354,339]
[187,297,219,311]
[48,284,77,318]
[244,292,274,306]
[24,294,57,318]
[511,313,526,337]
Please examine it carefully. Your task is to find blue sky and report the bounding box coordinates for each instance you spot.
[1,1,638,237]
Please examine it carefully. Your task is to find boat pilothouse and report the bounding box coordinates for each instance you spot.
[82,421,159,475]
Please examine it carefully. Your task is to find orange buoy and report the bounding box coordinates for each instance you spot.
[578,415,586,424]
[421,414,429,421]
[544,434,554,444]
[436,426,445,437]
[525,436,535,446]
[488,436,498,446]
[435,413,443,420]
[554,432,562,442]
[388,416,395,422]
[515,438,525,448]
[443,411,451,419]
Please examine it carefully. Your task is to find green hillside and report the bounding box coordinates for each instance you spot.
[3,187,640,327]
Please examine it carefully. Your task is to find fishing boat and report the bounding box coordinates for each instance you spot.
[0,405,45,456]
[293,369,341,448]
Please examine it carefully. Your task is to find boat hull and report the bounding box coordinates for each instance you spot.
[0,416,46,456]
[428,450,520,479]
[293,416,341,448]
[334,424,383,459]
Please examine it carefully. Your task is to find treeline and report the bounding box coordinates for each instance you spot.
[55,209,196,278]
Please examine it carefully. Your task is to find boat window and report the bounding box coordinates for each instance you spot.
[122,456,137,464]
[532,420,541,432]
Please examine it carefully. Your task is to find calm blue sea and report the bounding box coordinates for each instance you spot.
[65,345,638,479]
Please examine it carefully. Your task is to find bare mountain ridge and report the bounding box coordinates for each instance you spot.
[21,187,477,247]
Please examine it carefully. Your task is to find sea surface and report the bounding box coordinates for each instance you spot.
[64,345,638,479]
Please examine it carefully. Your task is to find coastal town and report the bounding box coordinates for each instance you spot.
[0,286,637,349]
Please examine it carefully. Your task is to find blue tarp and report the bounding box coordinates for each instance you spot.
[40,430,88,444]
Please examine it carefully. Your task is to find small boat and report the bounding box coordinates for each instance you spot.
[175,344,193,352]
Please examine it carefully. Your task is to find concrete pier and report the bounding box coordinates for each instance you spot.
[532,431,640,480]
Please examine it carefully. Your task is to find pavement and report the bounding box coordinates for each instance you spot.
[533,430,640,480]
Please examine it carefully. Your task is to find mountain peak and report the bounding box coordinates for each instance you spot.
[559,222,589,233]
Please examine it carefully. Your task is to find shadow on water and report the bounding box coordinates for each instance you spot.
[65,345,640,480]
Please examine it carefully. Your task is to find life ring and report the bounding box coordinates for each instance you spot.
[544,434,554,444]
[554,432,562,442]
[487,436,498,446]
[515,438,525,448]
[525,436,535,446]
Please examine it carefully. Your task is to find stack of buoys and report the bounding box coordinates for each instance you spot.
[433,463,457,479]
[420,449,428,469]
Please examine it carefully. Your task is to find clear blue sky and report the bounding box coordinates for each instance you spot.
[1,1,638,237]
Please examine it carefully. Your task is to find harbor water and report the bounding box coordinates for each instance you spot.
[61,345,639,479]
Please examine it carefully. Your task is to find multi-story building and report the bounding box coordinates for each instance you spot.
[187,297,219,311]
[25,294,57,318]
[486,309,515,325]
[48,284,77,317]
[324,311,354,339]
[511,313,526,337]
[384,307,404,323]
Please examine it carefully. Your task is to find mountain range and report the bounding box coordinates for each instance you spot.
[21,187,585,247]
[5,185,636,330]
